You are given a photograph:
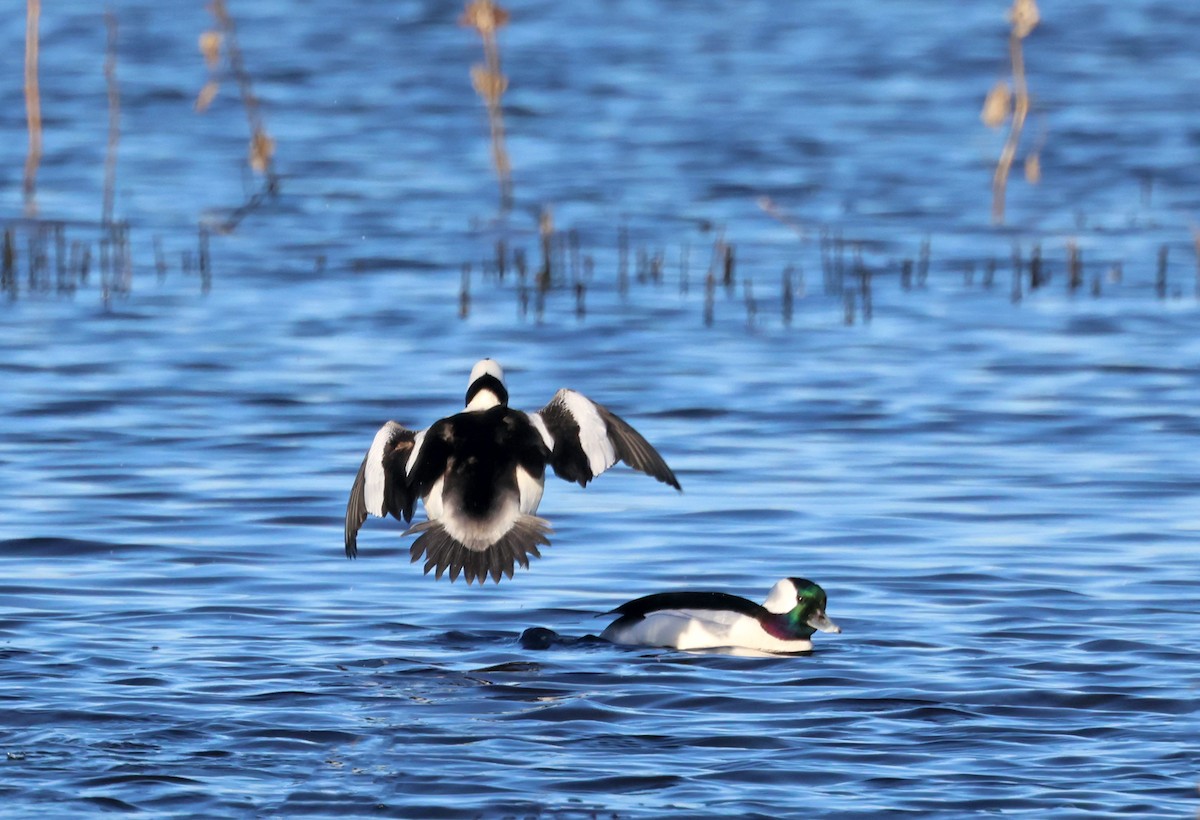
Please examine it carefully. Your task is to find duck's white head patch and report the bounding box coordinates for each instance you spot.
[469,358,505,385]
[762,578,799,614]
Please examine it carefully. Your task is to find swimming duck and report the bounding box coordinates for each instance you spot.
[601,578,840,653]
[345,359,681,584]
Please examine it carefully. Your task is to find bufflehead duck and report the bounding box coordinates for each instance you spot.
[345,359,681,584]
[601,578,840,653]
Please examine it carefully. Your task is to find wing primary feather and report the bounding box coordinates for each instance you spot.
[344,452,371,558]
[537,390,680,490]
[595,404,681,490]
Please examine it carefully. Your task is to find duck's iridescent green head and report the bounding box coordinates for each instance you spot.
[763,577,841,639]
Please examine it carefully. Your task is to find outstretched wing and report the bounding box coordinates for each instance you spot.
[345,421,418,558]
[534,389,681,490]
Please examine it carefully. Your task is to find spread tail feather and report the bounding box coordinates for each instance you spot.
[405,516,553,584]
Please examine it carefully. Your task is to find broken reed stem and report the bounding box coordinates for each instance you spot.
[988,0,1039,225]
[459,264,471,318]
[102,10,120,227]
[23,0,42,215]
[462,1,513,211]
[204,0,279,210]
[1156,245,1167,300]
[1192,228,1200,298]
[992,25,1028,224]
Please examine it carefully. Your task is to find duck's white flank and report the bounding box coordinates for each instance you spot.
[515,465,544,514]
[603,609,813,653]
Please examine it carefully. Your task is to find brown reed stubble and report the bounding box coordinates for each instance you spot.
[461,1,513,211]
[983,0,1040,225]
[23,0,42,215]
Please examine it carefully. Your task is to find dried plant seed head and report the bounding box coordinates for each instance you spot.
[249,129,275,173]
[195,80,220,112]
[1008,0,1040,38]
[470,65,508,101]
[460,0,509,35]
[199,31,222,68]
[1024,153,1041,184]
[981,81,1012,128]
[539,208,554,236]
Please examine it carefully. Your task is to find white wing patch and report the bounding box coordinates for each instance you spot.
[405,429,428,476]
[364,422,404,516]
[559,389,617,477]
[528,412,555,450]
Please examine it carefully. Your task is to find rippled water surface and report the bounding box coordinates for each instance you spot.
[2,0,1199,816]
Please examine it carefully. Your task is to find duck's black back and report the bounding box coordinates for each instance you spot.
[410,407,549,515]
[609,591,764,621]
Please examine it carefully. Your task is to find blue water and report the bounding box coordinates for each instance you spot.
[2,0,1198,816]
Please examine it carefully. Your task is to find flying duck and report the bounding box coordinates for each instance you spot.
[345,359,681,584]
[600,578,840,653]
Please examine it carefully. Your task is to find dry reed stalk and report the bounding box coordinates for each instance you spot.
[855,246,872,322]
[679,243,690,295]
[1156,245,1167,300]
[2,229,15,294]
[755,196,807,239]
[574,280,586,319]
[23,0,42,214]
[618,225,629,296]
[983,0,1040,224]
[743,279,756,328]
[103,11,120,226]
[461,1,513,210]
[1066,240,1081,292]
[703,271,715,326]
[781,267,794,327]
[198,226,211,294]
[153,237,167,279]
[1192,227,1200,298]
[197,0,278,229]
[1010,243,1023,303]
[495,238,507,280]
[459,264,471,318]
[537,207,553,291]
